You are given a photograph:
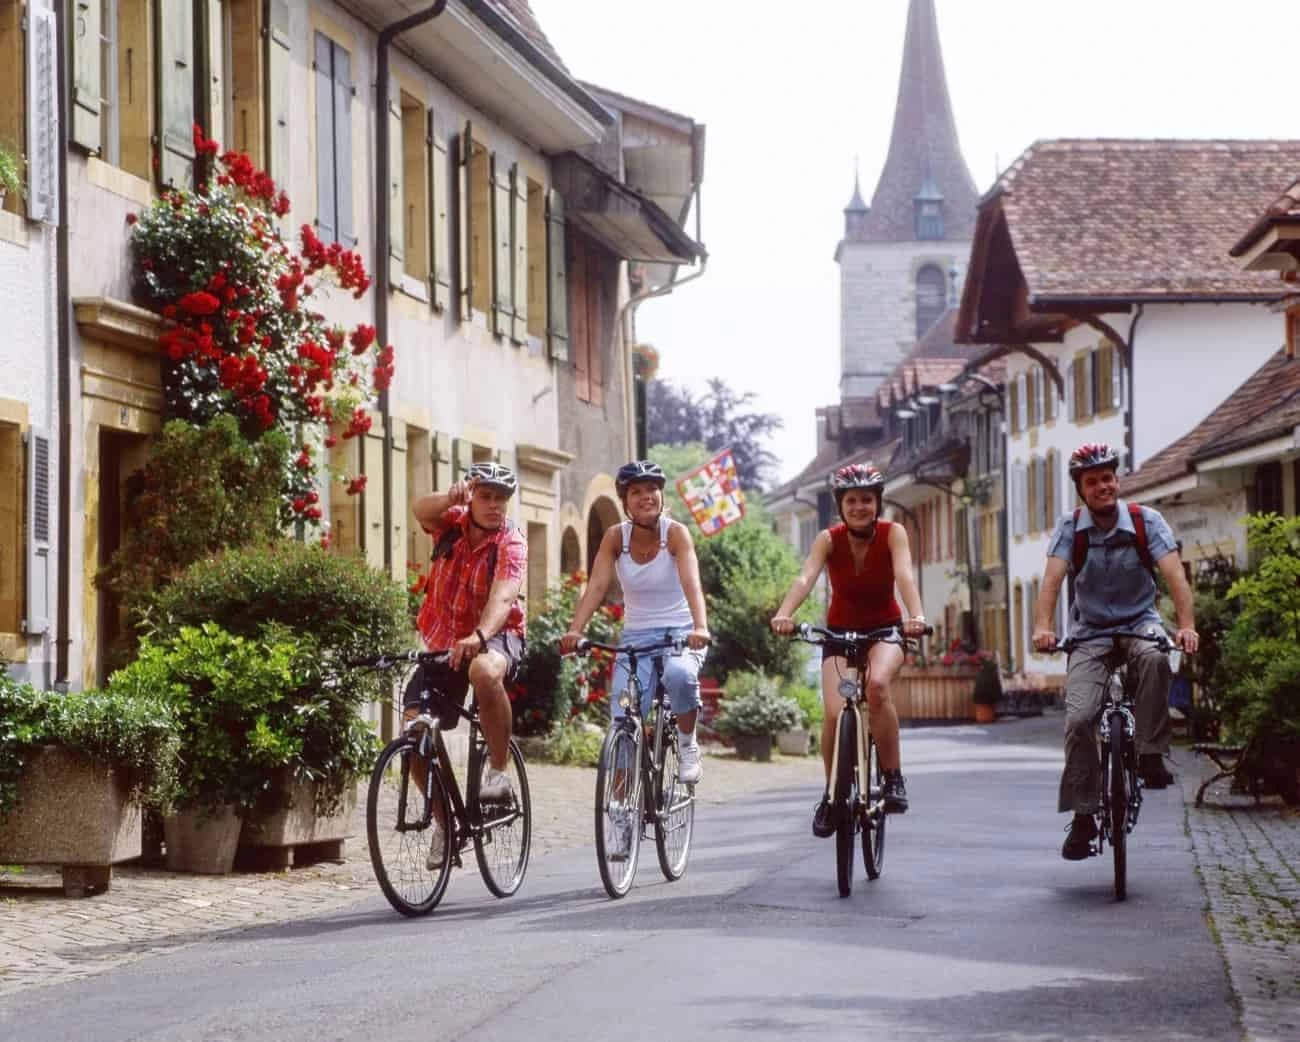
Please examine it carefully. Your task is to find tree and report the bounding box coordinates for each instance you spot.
[646,377,782,491]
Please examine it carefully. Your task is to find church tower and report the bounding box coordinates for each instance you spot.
[837,0,978,401]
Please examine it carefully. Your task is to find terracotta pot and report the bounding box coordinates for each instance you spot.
[973,702,997,724]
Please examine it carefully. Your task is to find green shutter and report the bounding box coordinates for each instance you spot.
[456,122,473,323]
[511,164,528,344]
[71,0,102,152]
[491,154,512,338]
[1007,375,1019,435]
[429,112,451,313]
[201,0,225,147]
[312,32,335,243]
[333,46,354,244]
[157,0,196,190]
[388,80,404,284]
[266,0,291,185]
[546,188,569,362]
[452,437,472,481]
[433,431,452,491]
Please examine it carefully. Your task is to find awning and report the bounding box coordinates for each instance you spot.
[550,152,704,266]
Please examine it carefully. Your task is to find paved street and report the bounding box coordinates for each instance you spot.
[1,715,1297,1041]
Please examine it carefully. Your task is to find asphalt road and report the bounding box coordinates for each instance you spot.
[0,715,1236,1042]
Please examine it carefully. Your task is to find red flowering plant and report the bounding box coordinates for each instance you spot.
[128,125,391,528]
[940,637,995,669]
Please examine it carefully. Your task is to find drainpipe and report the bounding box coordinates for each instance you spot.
[374,1,447,573]
[54,1,71,690]
[1124,303,1145,470]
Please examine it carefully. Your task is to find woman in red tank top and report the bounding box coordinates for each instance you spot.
[771,463,926,831]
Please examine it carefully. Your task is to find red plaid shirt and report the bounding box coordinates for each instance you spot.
[416,506,527,650]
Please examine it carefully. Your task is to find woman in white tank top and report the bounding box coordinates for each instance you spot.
[561,461,711,787]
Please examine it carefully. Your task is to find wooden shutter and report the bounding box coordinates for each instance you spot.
[26,6,58,224]
[71,0,101,152]
[266,0,291,185]
[1111,347,1123,409]
[157,0,197,189]
[511,164,528,343]
[1066,356,1076,421]
[546,188,569,361]
[312,33,335,243]
[333,46,353,244]
[457,123,473,322]
[1084,352,1096,418]
[229,0,263,165]
[1026,457,1038,534]
[452,437,472,481]
[1046,450,1058,528]
[571,238,590,401]
[429,112,450,312]
[587,242,604,406]
[1008,377,1020,435]
[201,0,225,146]
[1026,369,1038,428]
[491,154,512,337]
[387,79,404,283]
[24,430,50,635]
[433,432,452,491]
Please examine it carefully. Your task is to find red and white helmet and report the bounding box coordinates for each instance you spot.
[1068,443,1119,482]
[831,462,885,500]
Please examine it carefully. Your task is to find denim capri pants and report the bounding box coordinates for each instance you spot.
[610,625,706,720]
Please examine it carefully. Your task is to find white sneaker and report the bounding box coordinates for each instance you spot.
[678,742,702,784]
[479,766,512,802]
[425,823,446,871]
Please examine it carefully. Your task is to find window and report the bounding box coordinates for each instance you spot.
[314,31,353,245]
[915,264,945,337]
[915,198,943,240]
[0,1,23,215]
[397,90,428,289]
[457,124,492,318]
[1253,461,1283,515]
[798,515,818,557]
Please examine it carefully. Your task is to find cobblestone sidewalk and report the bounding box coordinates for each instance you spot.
[0,750,822,998]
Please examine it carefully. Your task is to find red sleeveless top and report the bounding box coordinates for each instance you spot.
[826,521,902,631]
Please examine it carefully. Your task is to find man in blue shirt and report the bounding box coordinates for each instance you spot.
[1032,443,1199,861]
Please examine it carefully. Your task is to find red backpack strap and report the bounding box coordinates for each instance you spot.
[1128,502,1156,576]
[1070,507,1087,575]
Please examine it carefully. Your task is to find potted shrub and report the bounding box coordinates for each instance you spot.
[972,655,1003,724]
[779,680,822,755]
[0,674,178,896]
[714,672,801,762]
[0,142,22,211]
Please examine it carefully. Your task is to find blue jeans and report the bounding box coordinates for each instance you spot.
[610,626,705,720]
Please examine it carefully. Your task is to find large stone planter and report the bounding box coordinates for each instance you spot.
[732,733,773,762]
[164,805,243,874]
[236,776,359,870]
[0,746,142,897]
[776,728,811,756]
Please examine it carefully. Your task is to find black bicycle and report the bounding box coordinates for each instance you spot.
[795,622,928,897]
[1054,630,1175,901]
[574,637,697,898]
[352,650,531,917]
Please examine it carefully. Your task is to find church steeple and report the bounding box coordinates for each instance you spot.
[844,161,869,240]
[860,0,977,242]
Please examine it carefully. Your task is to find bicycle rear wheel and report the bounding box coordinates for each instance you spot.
[833,708,858,898]
[1108,713,1128,902]
[367,735,452,917]
[595,723,642,898]
[862,732,886,880]
[470,737,532,898]
[654,722,695,881]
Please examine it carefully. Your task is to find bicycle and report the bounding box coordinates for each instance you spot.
[1052,630,1177,901]
[350,649,531,917]
[573,636,697,899]
[794,622,930,898]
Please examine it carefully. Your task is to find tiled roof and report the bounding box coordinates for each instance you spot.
[993,140,1300,300]
[878,309,984,402]
[483,0,568,71]
[1124,349,1300,494]
[1231,177,1300,256]
[767,439,899,503]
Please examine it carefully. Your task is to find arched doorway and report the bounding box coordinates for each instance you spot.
[586,495,620,573]
[560,526,581,577]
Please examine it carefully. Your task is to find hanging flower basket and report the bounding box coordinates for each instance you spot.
[632,343,660,381]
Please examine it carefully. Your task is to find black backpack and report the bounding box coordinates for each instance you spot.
[428,518,516,584]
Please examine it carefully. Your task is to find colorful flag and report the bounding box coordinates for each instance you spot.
[676,448,746,537]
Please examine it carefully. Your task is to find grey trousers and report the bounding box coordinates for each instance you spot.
[1059,637,1171,814]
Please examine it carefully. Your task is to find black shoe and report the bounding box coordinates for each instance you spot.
[882,771,908,814]
[1061,814,1098,860]
[812,798,837,838]
[1139,754,1173,789]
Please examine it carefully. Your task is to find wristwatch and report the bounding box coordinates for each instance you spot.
[476,628,488,653]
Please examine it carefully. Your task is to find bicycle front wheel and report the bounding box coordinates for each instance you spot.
[595,723,642,898]
[862,732,886,880]
[1108,715,1128,902]
[470,738,532,898]
[654,723,695,881]
[832,708,858,898]
[367,735,452,917]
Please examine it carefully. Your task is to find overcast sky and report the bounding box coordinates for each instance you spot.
[533,0,1298,485]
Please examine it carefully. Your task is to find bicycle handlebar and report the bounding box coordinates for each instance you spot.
[1052,630,1175,655]
[793,622,933,648]
[344,649,452,669]
[573,636,699,657]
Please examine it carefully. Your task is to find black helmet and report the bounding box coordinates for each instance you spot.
[1068,443,1119,483]
[465,461,517,497]
[616,460,666,496]
[831,462,885,500]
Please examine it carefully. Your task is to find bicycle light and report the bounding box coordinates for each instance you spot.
[838,677,858,698]
[617,689,632,710]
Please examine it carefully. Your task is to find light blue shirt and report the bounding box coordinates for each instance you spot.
[1047,499,1176,639]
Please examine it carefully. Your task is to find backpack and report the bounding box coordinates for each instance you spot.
[1070,503,1155,579]
[429,518,515,586]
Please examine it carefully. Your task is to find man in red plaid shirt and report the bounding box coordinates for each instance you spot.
[412,462,527,819]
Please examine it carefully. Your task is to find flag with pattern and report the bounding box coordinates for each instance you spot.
[676,448,746,536]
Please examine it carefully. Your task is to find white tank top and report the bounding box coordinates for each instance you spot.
[614,517,693,630]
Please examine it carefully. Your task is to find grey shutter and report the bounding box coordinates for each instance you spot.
[71,0,101,152]
[1112,350,1124,409]
[546,188,569,361]
[312,33,335,243]
[1084,353,1096,417]
[429,112,450,311]
[26,6,58,224]
[1011,463,1026,539]
[1065,357,1076,421]
[201,0,225,147]
[388,80,404,282]
[333,45,354,244]
[433,431,452,491]
[452,437,472,481]
[511,163,528,343]
[1017,373,1028,433]
[456,122,473,322]
[157,0,196,190]
[23,431,50,635]
[491,154,512,337]
[266,0,291,185]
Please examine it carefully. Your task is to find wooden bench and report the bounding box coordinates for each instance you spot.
[1191,742,1260,807]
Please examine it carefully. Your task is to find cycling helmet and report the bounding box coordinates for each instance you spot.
[615,460,667,496]
[1068,443,1119,483]
[831,462,885,499]
[465,461,518,497]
